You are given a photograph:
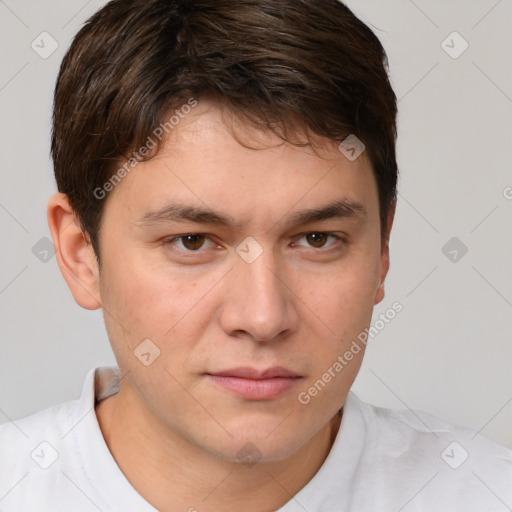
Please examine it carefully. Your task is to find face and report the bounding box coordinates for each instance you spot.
[91,100,390,462]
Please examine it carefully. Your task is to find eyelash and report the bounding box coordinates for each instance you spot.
[162,232,348,253]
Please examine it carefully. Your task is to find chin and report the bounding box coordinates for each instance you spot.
[192,422,305,466]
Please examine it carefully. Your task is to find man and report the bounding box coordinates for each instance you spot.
[0,0,510,510]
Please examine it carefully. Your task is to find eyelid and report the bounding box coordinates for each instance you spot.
[162,231,348,254]
[163,234,218,252]
[292,232,347,249]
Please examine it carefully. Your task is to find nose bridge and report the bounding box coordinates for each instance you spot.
[221,242,296,341]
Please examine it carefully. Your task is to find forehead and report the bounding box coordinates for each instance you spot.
[102,101,379,228]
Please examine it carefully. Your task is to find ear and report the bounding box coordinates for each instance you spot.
[374,199,396,305]
[47,192,101,310]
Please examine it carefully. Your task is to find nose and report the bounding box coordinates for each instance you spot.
[218,247,299,343]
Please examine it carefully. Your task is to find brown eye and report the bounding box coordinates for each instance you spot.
[293,232,344,250]
[305,233,329,248]
[181,234,206,250]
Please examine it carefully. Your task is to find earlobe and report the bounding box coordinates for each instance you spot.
[374,281,385,305]
[47,192,102,310]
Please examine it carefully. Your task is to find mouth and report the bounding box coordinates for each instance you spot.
[205,366,303,400]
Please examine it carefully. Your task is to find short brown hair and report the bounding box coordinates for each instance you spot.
[51,0,398,264]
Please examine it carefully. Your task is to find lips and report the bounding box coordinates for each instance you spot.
[205,366,302,400]
[208,366,301,379]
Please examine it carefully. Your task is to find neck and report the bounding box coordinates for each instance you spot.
[96,380,342,512]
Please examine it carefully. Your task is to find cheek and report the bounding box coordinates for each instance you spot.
[296,267,376,410]
[99,252,220,347]
[303,258,380,329]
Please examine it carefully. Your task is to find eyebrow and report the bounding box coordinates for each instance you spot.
[135,198,367,230]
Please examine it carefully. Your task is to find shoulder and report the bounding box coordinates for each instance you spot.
[0,368,102,511]
[349,392,512,464]
[0,397,82,476]
[345,392,512,508]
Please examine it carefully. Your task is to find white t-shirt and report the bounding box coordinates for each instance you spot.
[0,366,510,511]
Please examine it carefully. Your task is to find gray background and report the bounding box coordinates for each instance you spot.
[0,0,511,448]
